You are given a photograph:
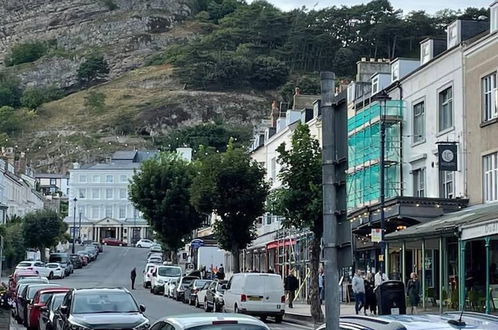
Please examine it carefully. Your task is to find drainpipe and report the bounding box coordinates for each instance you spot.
[397,81,404,195]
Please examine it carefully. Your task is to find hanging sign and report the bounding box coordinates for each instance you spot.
[371,228,382,243]
[438,144,458,171]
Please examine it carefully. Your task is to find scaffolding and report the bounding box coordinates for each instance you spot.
[347,100,404,210]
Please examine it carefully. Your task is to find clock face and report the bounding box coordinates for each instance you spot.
[441,149,454,162]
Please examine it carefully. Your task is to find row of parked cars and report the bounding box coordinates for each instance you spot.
[141,243,286,324]
[8,242,103,329]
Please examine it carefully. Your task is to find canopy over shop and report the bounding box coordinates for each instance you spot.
[386,202,498,314]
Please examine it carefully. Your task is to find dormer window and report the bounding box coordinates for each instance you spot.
[492,4,498,33]
[391,62,399,82]
[448,22,459,48]
[372,76,379,94]
[421,42,431,64]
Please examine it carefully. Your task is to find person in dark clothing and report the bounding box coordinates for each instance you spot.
[407,272,420,314]
[364,272,377,315]
[131,268,137,290]
[216,264,225,280]
[284,271,299,308]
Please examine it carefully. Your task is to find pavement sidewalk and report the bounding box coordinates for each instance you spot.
[284,302,357,325]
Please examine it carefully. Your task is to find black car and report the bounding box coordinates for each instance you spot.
[69,254,82,269]
[184,279,212,305]
[174,276,198,301]
[204,279,227,312]
[54,288,148,330]
[39,293,65,330]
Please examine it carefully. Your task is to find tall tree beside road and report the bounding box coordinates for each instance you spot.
[22,209,66,261]
[269,123,324,323]
[129,153,204,259]
[191,143,268,273]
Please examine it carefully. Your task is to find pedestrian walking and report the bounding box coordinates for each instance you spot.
[216,264,225,280]
[374,269,388,288]
[130,267,137,290]
[364,272,377,315]
[284,270,299,308]
[352,270,366,315]
[318,268,325,304]
[407,272,421,314]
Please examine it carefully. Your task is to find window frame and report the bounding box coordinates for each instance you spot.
[439,171,454,199]
[106,175,114,183]
[482,72,497,122]
[79,175,87,183]
[483,152,498,203]
[412,100,425,144]
[106,188,113,200]
[105,205,113,218]
[413,168,426,197]
[438,86,453,132]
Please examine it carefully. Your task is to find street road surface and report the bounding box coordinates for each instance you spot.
[13,246,313,330]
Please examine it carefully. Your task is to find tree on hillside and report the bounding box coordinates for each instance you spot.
[77,55,110,85]
[5,41,47,67]
[22,209,66,261]
[129,153,204,261]
[0,72,21,107]
[191,143,268,273]
[0,106,21,135]
[268,123,323,323]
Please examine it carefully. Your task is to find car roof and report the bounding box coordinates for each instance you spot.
[73,288,130,294]
[156,313,269,329]
[376,312,498,329]
[37,287,70,295]
[15,270,39,276]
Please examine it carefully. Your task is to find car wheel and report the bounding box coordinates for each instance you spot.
[234,305,239,314]
[48,272,53,280]
[195,297,200,308]
[275,315,283,323]
[204,299,211,312]
[260,315,267,322]
[150,286,154,294]
[137,244,141,248]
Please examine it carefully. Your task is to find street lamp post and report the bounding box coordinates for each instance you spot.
[72,197,77,254]
[372,90,392,274]
[78,211,82,243]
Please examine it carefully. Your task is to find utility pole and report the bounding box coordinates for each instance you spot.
[321,72,339,330]
[78,212,82,243]
[72,197,77,254]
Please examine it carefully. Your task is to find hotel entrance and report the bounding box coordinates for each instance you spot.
[100,227,117,240]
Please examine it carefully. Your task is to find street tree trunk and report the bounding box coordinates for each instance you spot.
[310,237,324,323]
[232,243,240,273]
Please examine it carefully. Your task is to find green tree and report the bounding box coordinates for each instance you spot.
[249,56,289,90]
[77,55,110,85]
[129,153,204,259]
[22,209,66,261]
[0,106,21,135]
[84,90,106,113]
[4,41,47,66]
[191,143,268,272]
[0,72,21,107]
[269,123,323,322]
[0,217,26,270]
[20,85,63,109]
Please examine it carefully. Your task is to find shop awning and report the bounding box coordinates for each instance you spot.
[385,202,498,241]
[266,239,296,249]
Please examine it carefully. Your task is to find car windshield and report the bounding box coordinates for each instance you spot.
[158,267,181,277]
[72,292,139,314]
[40,292,56,303]
[50,294,65,311]
[195,280,210,288]
[18,262,32,267]
[28,285,54,299]
[187,325,267,330]
[46,264,59,268]
[182,278,197,286]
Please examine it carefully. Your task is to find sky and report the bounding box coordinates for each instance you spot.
[251,0,492,14]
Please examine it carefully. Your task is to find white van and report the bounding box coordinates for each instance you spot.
[223,273,285,323]
[150,265,183,294]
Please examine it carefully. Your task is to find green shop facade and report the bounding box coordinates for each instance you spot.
[386,202,498,314]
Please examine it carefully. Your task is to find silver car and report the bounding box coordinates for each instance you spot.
[149,313,270,330]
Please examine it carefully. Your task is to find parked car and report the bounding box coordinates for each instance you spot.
[39,293,66,330]
[45,263,65,279]
[76,251,89,265]
[54,288,148,330]
[204,280,228,312]
[136,238,154,248]
[17,283,60,326]
[69,254,82,269]
[83,247,97,261]
[26,287,70,330]
[48,253,73,276]
[102,237,127,246]
[318,313,498,330]
[147,256,163,264]
[193,280,212,308]
[142,263,157,288]
[147,251,163,260]
[174,276,199,301]
[149,313,271,330]
[9,270,40,295]
[165,278,179,298]
[150,265,183,295]
[85,241,103,252]
[223,273,285,323]
[11,278,48,320]
[185,279,212,306]
[150,244,162,252]
[15,261,52,278]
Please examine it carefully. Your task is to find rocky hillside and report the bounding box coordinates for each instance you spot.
[0,0,271,172]
[0,0,195,88]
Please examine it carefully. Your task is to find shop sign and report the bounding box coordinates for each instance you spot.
[461,219,498,240]
[371,228,382,243]
[438,144,458,171]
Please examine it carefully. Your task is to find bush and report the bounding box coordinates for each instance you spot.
[101,0,118,11]
[20,86,64,109]
[5,41,47,66]
[84,90,106,113]
[0,73,21,107]
[77,55,110,85]
[249,56,289,90]
[0,106,21,135]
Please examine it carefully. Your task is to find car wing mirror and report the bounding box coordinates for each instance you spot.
[60,305,69,315]
[221,284,227,290]
[139,304,146,313]
[40,306,48,312]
